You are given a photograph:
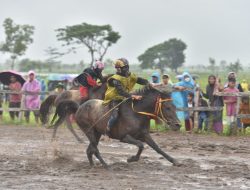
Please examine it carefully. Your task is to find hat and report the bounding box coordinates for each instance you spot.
[162,74,169,78]
[175,75,183,80]
[93,60,105,69]
[56,83,64,88]
[114,58,129,68]
[28,70,35,75]
[228,72,236,78]
[151,72,160,77]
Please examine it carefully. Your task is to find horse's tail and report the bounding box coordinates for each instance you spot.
[50,100,79,127]
[39,94,58,125]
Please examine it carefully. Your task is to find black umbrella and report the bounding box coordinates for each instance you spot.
[0,70,26,86]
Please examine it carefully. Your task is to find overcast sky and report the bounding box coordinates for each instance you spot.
[0,0,250,66]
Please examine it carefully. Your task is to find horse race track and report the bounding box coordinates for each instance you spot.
[0,125,249,190]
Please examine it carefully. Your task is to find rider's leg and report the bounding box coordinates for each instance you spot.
[106,101,119,135]
[79,86,89,104]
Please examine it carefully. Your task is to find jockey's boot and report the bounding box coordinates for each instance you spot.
[106,108,119,136]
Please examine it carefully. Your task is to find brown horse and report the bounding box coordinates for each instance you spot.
[64,85,181,168]
[39,75,110,142]
[40,75,111,125]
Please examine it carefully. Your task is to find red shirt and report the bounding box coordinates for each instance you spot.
[9,81,22,102]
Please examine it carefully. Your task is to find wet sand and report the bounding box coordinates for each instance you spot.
[0,125,249,190]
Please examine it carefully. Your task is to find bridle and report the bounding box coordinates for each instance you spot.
[132,96,172,123]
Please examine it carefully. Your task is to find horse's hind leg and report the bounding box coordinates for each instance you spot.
[85,129,108,168]
[92,145,108,169]
[65,116,83,143]
[87,143,95,166]
[52,123,59,141]
[121,135,144,163]
[86,131,101,167]
[144,133,181,166]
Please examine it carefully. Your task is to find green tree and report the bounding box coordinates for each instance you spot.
[44,47,62,72]
[79,60,85,71]
[56,23,121,65]
[220,60,227,71]
[138,38,187,74]
[227,59,242,73]
[208,57,216,72]
[19,58,43,72]
[104,58,114,67]
[0,18,34,70]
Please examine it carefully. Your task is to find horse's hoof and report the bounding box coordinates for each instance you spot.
[89,163,94,168]
[103,164,110,170]
[127,156,139,163]
[173,160,182,167]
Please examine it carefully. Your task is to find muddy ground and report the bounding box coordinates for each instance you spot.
[0,125,249,190]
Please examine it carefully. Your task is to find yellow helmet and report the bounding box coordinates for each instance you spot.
[114,58,129,68]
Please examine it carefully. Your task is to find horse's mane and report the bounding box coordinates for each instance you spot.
[133,85,154,95]
[132,84,172,96]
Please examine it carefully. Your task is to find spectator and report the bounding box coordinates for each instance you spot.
[224,78,239,131]
[225,72,243,92]
[226,72,243,129]
[192,76,200,90]
[22,70,41,123]
[172,72,195,122]
[202,75,224,134]
[8,75,22,120]
[3,85,9,103]
[0,89,3,122]
[176,75,183,82]
[55,83,65,93]
[40,79,46,101]
[48,81,54,91]
[241,79,249,92]
[162,74,173,86]
[151,72,160,85]
[186,92,194,132]
[239,96,250,134]
[198,96,209,133]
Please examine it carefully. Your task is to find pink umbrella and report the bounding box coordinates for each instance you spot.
[0,70,26,86]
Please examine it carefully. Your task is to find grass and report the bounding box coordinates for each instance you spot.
[1,70,250,136]
[0,102,39,126]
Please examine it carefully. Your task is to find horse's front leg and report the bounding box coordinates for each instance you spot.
[144,133,181,166]
[121,134,144,162]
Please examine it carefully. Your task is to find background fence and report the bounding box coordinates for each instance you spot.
[1,90,250,125]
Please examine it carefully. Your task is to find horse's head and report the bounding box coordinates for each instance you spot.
[151,85,181,131]
[160,97,181,131]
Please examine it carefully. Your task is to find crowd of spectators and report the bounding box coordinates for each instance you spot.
[0,69,249,135]
[0,70,66,123]
[150,71,250,134]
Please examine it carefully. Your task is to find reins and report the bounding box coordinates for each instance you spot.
[87,97,130,132]
[87,95,172,133]
[132,96,172,123]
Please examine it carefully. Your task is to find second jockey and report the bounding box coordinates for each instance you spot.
[76,60,105,99]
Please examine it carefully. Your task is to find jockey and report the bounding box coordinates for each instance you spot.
[76,60,105,99]
[103,58,149,135]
